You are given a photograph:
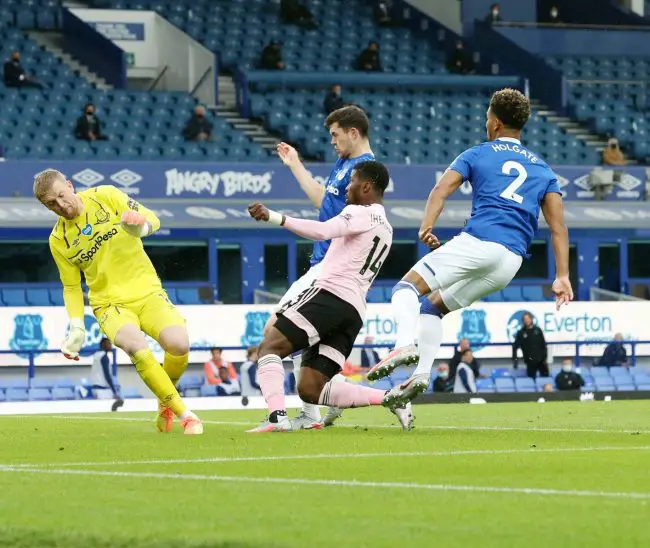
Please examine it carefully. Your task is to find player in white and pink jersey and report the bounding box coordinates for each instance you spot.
[246,161,413,433]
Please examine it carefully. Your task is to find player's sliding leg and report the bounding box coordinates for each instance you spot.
[157,325,191,433]
[298,363,413,431]
[113,324,202,435]
[383,292,448,408]
[367,273,431,381]
[247,325,294,433]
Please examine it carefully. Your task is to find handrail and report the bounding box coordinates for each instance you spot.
[494,21,650,32]
[191,66,213,98]
[148,65,169,92]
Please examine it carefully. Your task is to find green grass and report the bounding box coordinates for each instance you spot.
[1,401,650,547]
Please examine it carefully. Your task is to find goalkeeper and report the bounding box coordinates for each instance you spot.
[35,169,202,435]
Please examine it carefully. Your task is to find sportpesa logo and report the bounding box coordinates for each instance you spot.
[78,228,118,263]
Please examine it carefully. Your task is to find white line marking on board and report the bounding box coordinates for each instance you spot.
[0,466,648,500]
[7,446,650,469]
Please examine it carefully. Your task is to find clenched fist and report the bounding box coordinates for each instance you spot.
[248,202,270,222]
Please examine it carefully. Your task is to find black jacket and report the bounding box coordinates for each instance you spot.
[555,371,585,391]
[433,376,453,393]
[4,60,26,86]
[355,49,382,71]
[446,49,474,74]
[74,114,104,140]
[259,45,283,70]
[512,326,547,365]
[360,349,380,369]
[182,114,213,141]
[323,91,345,114]
[599,342,627,366]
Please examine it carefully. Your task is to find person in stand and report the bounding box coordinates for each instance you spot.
[512,312,548,378]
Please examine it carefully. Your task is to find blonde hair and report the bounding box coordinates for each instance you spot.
[33,169,66,201]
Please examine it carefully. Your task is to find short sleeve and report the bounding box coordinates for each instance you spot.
[448,147,480,182]
[338,205,371,234]
[545,177,562,196]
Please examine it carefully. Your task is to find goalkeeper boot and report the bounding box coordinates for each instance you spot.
[181,414,203,435]
[156,406,174,433]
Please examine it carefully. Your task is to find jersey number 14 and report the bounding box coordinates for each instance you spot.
[499,161,528,204]
[360,236,388,282]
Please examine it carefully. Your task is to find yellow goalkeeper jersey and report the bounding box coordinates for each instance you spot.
[49,185,162,319]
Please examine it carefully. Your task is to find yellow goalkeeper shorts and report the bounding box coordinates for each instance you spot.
[93,291,186,343]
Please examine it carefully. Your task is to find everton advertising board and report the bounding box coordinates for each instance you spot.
[1,302,648,367]
[0,161,646,201]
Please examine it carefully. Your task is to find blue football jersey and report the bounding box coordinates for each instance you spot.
[448,137,561,256]
[310,152,375,266]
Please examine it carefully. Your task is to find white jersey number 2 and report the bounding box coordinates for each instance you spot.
[499,161,528,204]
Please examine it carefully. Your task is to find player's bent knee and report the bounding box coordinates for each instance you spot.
[297,366,328,404]
[114,326,148,357]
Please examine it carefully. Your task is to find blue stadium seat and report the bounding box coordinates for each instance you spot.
[495,378,515,393]
[501,286,523,302]
[54,378,75,390]
[31,378,56,389]
[183,375,204,389]
[594,379,615,391]
[491,368,513,378]
[4,379,29,390]
[2,288,28,306]
[476,378,495,391]
[122,387,143,398]
[176,288,201,305]
[536,376,554,390]
[614,379,635,391]
[609,367,631,379]
[6,388,29,401]
[514,378,536,392]
[0,389,5,402]
[371,378,393,391]
[367,286,385,303]
[26,288,52,306]
[521,285,544,302]
[200,385,218,397]
[52,387,76,400]
[590,367,612,378]
[29,388,53,401]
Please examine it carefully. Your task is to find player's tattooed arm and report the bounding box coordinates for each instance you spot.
[419,169,463,248]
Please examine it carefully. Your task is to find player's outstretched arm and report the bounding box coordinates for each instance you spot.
[419,169,463,248]
[541,191,574,309]
[248,202,364,241]
[276,142,326,208]
[49,240,85,360]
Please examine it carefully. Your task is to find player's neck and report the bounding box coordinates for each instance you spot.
[347,140,372,159]
[496,131,521,142]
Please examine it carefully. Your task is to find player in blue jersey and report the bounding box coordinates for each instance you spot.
[267,105,375,429]
[367,88,574,407]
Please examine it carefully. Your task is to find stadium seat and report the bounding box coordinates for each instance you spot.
[2,288,28,306]
[609,367,631,379]
[54,378,75,390]
[514,378,536,392]
[176,288,202,305]
[200,385,218,397]
[594,379,616,391]
[5,379,29,390]
[536,376,554,390]
[476,378,495,391]
[390,368,411,383]
[0,389,5,402]
[371,378,393,391]
[52,387,76,400]
[495,378,515,393]
[491,368,513,378]
[28,388,53,401]
[501,286,523,302]
[5,388,29,401]
[26,288,52,306]
[614,379,635,391]
[590,368,612,379]
[521,285,545,302]
[30,378,56,389]
[183,375,204,389]
[121,387,143,398]
[49,288,65,306]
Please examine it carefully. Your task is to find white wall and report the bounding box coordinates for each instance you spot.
[403,0,462,34]
[71,9,158,78]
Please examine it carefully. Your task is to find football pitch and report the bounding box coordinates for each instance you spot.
[1,401,649,548]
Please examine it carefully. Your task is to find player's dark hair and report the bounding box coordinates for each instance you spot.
[210,347,222,353]
[353,160,390,196]
[489,88,530,131]
[325,105,370,138]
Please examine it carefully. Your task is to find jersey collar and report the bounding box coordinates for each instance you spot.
[496,137,521,144]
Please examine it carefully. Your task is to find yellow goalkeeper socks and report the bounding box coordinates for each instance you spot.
[132,349,187,417]
[163,352,189,387]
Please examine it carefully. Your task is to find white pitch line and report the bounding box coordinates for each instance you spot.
[35,414,650,435]
[0,465,648,500]
[7,445,650,469]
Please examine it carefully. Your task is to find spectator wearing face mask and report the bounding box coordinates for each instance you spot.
[485,3,502,24]
[75,103,107,141]
[433,362,453,393]
[512,312,548,378]
[555,360,584,391]
[182,105,213,142]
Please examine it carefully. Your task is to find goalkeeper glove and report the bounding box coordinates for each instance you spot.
[61,318,85,361]
[121,210,150,237]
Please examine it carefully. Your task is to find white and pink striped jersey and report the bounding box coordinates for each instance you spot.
[283,203,393,319]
